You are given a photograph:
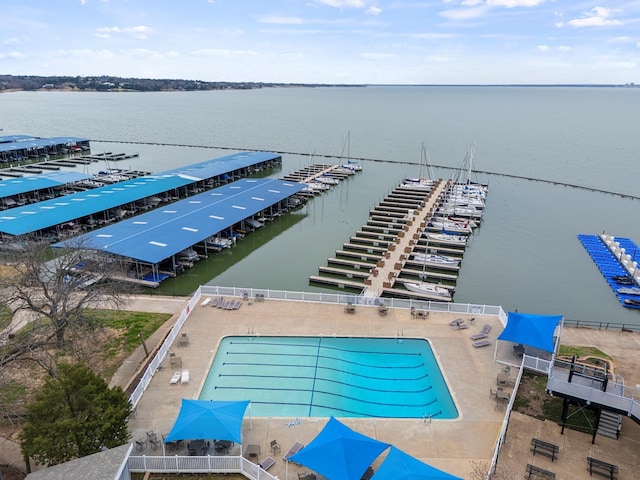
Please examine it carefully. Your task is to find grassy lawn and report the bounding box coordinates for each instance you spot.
[87,309,173,379]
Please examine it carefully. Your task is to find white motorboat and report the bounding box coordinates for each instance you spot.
[245,218,264,229]
[412,253,460,266]
[177,248,200,262]
[618,287,640,296]
[205,236,233,249]
[426,233,468,244]
[403,281,452,299]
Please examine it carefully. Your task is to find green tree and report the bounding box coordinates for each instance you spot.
[20,363,132,466]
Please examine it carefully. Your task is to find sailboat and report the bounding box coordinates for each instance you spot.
[339,131,363,171]
[403,143,435,189]
[403,236,453,300]
[403,281,452,299]
[411,252,460,267]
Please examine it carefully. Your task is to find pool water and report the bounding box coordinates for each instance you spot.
[199,336,458,419]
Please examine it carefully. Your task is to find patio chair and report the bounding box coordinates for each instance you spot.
[178,333,189,347]
[470,323,491,341]
[169,371,181,384]
[181,369,190,383]
[259,456,276,471]
[283,441,304,461]
[473,339,491,348]
[271,439,281,455]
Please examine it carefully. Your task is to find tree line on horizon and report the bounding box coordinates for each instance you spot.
[0,74,358,92]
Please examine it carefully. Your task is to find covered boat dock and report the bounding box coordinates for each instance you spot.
[52,178,305,286]
[0,151,282,242]
[0,171,93,209]
[0,135,90,162]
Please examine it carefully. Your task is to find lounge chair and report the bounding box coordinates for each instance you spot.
[473,339,491,348]
[298,473,317,480]
[470,323,491,341]
[283,441,304,461]
[181,369,190,383]
[259,456,276,471]
[451,319,470,330]
[169,371,181,384]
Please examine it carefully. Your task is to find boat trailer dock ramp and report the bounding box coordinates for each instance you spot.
[310,179,469,301]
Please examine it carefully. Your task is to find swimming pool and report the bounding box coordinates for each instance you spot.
[199,336,458,419]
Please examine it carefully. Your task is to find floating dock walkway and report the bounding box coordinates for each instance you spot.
[310,179,480,301]
[578,233,640,309]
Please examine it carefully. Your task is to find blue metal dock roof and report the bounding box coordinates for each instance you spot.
[160,151,280,180]
[0,151,280,236]
[0,171,92,199]
[54,178,304,264]
[0,136,89,154]
[0,135,38,143]
[0,175,192,236]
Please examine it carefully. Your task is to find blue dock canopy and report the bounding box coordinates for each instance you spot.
[0,151,281,236]
[0,175,193,236]
[0,136,89,155]
[53,178,304,264]
[161,151,281,180]
[0,171,92,199]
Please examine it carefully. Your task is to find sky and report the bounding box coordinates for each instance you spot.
[1,0,639,85]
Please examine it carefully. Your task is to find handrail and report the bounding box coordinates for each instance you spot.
[126,453,278,480]
[487,363,525,479]
[128,287,203,409]
[547,366,640,422]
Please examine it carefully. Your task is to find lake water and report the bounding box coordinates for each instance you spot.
[1,86,639,325]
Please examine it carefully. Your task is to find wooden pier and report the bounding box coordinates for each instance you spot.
[362,180,449,299]
[309,176,488,301]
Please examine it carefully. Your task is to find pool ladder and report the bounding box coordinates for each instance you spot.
[396,330,404,343]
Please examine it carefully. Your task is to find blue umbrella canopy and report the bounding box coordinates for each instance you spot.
[371,446,462,480]
[497,312,563,353]
[289,417,390,480]
[164,399,250,443]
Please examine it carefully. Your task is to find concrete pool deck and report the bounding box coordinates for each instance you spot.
[124,294,640,480]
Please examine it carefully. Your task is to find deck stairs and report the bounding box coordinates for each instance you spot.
[597,410,622,439]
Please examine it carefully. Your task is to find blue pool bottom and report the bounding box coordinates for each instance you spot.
[199,336,458,419]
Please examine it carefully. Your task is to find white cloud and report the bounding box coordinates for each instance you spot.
[366,5,382,15]
[258,15,306,25]
[0,51,25,59]
[608,36,632,44]
[487,0,545,7]
[2,37,20,46]
[189,49,259,58]
[316,0,366,7]
[360,52,393,59]
[52,49,117,59]
[440,5,490,20]
[537,45,550,52]
[567,7,622,28]
[94,25,154,40]
[558,45,571,52]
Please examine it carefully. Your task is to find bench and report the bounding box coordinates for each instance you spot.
[525,464,555,480]
[530,438,559,461]
[587,457,618,479]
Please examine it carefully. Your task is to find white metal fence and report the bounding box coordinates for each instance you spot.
[125,454,277,480]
